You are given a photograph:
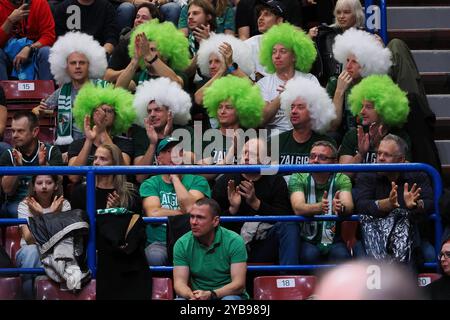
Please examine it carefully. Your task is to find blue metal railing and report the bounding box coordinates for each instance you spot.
[0,163,443,276]
[365,0,388,44]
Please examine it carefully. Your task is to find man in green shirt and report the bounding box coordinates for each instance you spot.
[173,198,248,300]
[140,136,211,266]
[289,140,354,263]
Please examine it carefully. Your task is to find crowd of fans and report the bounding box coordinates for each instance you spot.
[0,0,449,300]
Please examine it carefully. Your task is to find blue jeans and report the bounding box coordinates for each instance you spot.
[116,2,136,33]
[300,241,351,264]
[0,46,52,80]
[1,200,20,218]
[248,222,302,265]
[16,244,42,300]
[145,242,168,266]
[160,2,182,26]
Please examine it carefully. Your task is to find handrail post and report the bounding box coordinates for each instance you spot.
[86,170,96,278]
[380,0,388,44]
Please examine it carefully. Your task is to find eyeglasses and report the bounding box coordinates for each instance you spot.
[309,153,335,161]
[376,151,401,159]
[101,108,115,115]
[438,251,450,260]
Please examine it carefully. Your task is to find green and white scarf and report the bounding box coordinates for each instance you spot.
[55,79,109,145]
[301,174,336,252]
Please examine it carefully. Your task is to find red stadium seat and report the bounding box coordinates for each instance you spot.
[417,273,442,287]
[0,277,22,300]
[1,80,55,103]
[152,277,174,300]
[34,276,96,300]
[341,221,359,254]
[4,226,21,266]
[253,275,317,300]
[1,80,56,145]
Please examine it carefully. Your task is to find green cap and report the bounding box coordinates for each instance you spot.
[156,136,180,155]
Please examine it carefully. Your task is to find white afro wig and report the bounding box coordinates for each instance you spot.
[197,33,254,77]
[333,28,392,77]
[49,32,107,86]
[280,77,336,133]
[133,77,192,127]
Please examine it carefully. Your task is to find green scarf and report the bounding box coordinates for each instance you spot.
[55,79,109,146]
[54,83,73,146]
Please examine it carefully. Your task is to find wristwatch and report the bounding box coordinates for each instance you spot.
[227,62,238,74]
[210,290,218,300]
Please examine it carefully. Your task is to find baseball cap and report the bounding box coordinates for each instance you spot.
[156,136,180,155]
[258,0,286,18]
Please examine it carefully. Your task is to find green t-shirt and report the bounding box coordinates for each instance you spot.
[173,226,249,299]
[288,172,352,252]
[139,174,211,244]
[338,127,412,162]
[273,130,337,165]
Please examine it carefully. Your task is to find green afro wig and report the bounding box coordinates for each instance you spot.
[259,23,317,74]
[349,75,410,128]
[73,83,136,135]
[129,19,190,71]
[203,75,264,129]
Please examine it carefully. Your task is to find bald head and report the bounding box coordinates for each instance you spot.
[315,260,424,300]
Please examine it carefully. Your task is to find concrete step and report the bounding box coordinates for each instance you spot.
[422,72,450,94]
[388,29,450,50]
[387,7,450,29]
[428,94,450,118]
[435,140,450,165]
[412,50,450,73]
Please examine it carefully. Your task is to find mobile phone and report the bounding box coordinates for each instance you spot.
[23,0,31,9]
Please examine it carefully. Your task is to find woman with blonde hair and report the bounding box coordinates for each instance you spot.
[71,143,151,300]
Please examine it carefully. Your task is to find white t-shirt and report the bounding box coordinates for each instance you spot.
[257,71,320,134]
[245,35,268,80]
[18,199,72,247]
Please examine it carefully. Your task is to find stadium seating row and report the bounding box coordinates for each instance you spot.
[0,273,442,300]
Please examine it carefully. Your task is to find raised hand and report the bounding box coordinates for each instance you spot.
[403,182,421,209]
[84,115,97,141]
[49,195,65,213]
[227,180,241,214]
[357,125,370,160]
[336,70,353,93]
[93,107,107,133]
[321,190,330,213]
[8,4,30,24]
[193,24,210,43]
[144,117,158,146]
[218,42,233,68]
[332,190,344,215]
[26,196,44,216]
[389,181,400,209]
[238,180,259,209]
[11,148,23,166]
[32,98,50,116]
[369,122,387,149]
[106,191,121,209]
[163,111,173,137]
[38,142,47,165]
